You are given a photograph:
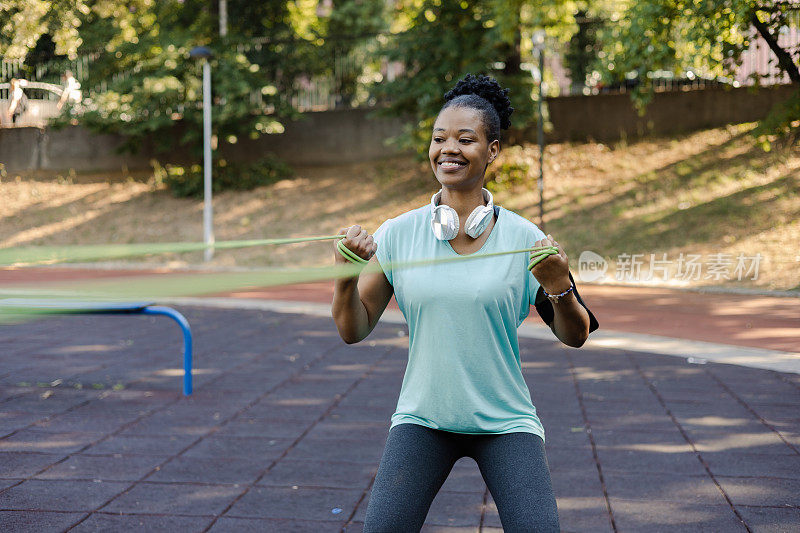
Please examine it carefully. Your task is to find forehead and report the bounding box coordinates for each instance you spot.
[433,106,485,134]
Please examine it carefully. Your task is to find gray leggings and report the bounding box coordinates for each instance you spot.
[363,423,559,532]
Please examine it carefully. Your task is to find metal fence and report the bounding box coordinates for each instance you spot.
[0,55,91,85]
[551,22,800,96]
[735,25,800,86]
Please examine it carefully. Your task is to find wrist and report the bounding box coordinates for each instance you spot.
[541,277,572,295]
[542,280,574,304]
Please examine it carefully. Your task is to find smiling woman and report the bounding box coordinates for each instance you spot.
[331,73,598,532]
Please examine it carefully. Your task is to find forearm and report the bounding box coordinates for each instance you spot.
[332,277,372,344]
[549,291,590,347]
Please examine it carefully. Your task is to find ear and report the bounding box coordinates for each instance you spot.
[487,139,500,164]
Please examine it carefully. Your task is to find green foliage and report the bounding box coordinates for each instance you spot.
[1,0,89,59]
[154,155,294,198]
[326,0,388,107]
[563,9,604,91]
[753,88,800,149]
[371,0,549,157]
[43,1,302,159]
[597,0,753,95]
[485,159,530,193]
[593,1,800,141]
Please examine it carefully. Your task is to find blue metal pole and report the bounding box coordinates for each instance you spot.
[141,306,193,395]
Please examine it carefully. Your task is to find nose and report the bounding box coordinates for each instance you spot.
[441,137,461,153]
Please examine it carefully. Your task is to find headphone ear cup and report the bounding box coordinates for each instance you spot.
[464,206,493,238]
[431,205,459,240]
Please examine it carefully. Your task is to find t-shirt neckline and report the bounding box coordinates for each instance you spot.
[443,206,502,257]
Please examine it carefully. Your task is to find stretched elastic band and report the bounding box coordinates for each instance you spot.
[528,245,560,271]
[336,238,370,265]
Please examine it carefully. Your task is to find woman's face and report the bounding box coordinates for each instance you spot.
[429,106,499,191]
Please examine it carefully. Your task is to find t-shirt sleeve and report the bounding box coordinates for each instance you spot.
[372,219,393,286]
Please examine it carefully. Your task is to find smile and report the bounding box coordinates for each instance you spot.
[439,161,466,169]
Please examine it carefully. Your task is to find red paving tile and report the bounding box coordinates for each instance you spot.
[1,304,798,531]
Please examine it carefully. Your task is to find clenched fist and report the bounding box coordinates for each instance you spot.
[530,233,572,294]
[335,225,377,265]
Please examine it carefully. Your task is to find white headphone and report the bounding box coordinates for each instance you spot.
[430,188,495,241]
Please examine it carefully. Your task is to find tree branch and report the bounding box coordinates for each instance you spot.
[751,10,800,83]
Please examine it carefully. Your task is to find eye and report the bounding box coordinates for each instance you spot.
[433,137,443,143]
[460,138,474,144]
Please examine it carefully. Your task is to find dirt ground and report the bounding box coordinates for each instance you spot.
[1,123,798,291]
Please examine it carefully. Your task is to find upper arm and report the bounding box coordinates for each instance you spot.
[357,254,394,331]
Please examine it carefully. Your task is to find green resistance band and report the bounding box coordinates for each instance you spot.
[333,238,558,270]
[0,238,562,323]
[0,235,348,267]
[1,245,561,301]
[335,238,370,265]
[528,245,560,270]
[2,235,559,271]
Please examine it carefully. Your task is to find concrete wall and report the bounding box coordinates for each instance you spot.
[545,84,797,143]
[0,107,409,173]
[225,108,410,166]
[0,85,796,173]
[0,126,152,172]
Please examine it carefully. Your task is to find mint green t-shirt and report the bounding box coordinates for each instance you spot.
[373,205,548,439]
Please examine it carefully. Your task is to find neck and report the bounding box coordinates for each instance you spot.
[440,186,486,221]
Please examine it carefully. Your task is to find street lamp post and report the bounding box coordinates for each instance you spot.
[532,30,546,231]
[219,0,227,37]
[190,46,214,262]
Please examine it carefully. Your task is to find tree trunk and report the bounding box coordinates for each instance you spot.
[751,11,800,84]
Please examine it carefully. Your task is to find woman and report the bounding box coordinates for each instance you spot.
[332,73,598,532]
[5,78,28,125]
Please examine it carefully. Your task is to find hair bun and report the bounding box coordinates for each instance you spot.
[444,73,513,130]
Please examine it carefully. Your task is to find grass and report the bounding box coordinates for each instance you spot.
[1,122,798,291]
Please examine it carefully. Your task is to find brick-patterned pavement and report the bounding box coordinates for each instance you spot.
[1,306,799,532]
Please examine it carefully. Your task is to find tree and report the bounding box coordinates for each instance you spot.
[596,0,799,142]
[370,0,565,156]
[325,0,387,107]
[0,0,90,60]
[564,9,604,93]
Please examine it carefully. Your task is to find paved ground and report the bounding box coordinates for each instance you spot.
[2,304,800,532]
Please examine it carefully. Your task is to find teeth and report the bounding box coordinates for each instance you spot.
[440,162,463,168]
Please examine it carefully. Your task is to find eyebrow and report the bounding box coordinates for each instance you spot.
[433,128,477,134]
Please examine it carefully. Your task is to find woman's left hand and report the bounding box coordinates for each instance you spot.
[530,234,572,294]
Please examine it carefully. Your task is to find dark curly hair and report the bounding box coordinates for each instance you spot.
[441,73,514,142]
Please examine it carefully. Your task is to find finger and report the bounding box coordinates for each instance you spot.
[351,230,367,248]
[346,225,362,239]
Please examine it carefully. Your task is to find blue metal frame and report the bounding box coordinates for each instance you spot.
[141,306,193,396]
[1,299,193,396]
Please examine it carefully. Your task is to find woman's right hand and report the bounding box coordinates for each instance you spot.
[335,224,377,265]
